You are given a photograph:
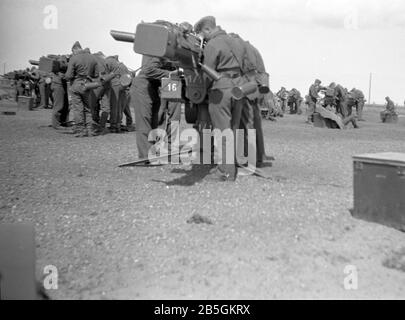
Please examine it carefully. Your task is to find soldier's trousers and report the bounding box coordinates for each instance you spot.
[280,99,287,113]
[254,101,266,164]
[337,99,349,118]
[91,85,110,125]
[119,91,134,127]
[51,83,69,128]
[39,82,51,109]
[71,79,93,133]
[243,99,264,165]
[131,78,161,159]
[356,100,365,120]
[109,84,126,131]
[160,100,181,148]
[307,99,317,121]
[209,87,253,179]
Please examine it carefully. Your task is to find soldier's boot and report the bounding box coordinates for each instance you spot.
[97,112,110,135]
[74,126,88,137]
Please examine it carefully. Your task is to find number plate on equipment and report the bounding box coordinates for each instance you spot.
[161,78,182,100]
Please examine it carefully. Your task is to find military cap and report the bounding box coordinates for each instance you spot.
[179,21,193,33]
[71,41,82,51]
[194,16,216,33]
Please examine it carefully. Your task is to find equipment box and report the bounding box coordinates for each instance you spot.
[39,56,60,73]
[352,152,405,232]
[18,96,34,110]
[160,77,183,101]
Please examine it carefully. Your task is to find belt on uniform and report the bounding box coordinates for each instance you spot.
[217,68,242,79]
[75,77,91,82]
[222,73,241,79]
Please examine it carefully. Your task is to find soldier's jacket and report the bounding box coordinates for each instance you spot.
[277,89,288,100]
[65,49,99,82]
[203,28,246,90]
[50,73,65,86]
[386,99,396,113]
[288,89,302,101]
[350,89,365,101]
[334,84,347,101]
[240,40,269,100]
[136,55,173,84]
[105,56,130,87]
[309,84,321,101]
[245,41,269,87]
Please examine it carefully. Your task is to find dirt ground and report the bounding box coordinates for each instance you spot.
[0,101,404,300]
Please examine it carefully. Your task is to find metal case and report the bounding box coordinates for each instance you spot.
[352,152,405,231]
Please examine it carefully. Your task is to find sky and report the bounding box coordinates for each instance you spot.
[1,0,404,104]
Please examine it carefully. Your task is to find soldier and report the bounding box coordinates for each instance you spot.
[130,55,178,160]
[16,77,25,98]
[90,51,111,135]
[50,60,69,129]
[121,86,136,132]
[380,96,397,122]
[330,82,348,118]
[37,74,51,109]
[229,33,273,168]
[64,41,99,137]
[349,88,366,121]
[105,55,132,133]
[276,87,288,113]
[307,79,322,123]
[287,88,303,114]
[194,16,252,181]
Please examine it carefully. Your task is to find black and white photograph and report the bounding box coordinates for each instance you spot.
[0,0,404,303]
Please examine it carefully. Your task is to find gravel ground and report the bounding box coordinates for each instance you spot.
[0,102,405,300]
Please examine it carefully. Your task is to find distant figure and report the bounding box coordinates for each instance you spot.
[380,97,398,123]
[306,79,323,123]
[348,88,366,121]
[287,88,303,114]
[276,87,288,113]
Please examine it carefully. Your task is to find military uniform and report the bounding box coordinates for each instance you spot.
[239,38,269,167]
[91,53,111,133]
[130,55,174,159]
[276,88,288,113]
[307,80,322,122]
[122,88,135,130]
[16,79,25,97]
[380,97,397,122]
[348,89,365,120]
[105,56,131,133]
[200,27,251,180]
[65,47,99,136]
[38,76,51,109]
[288,89,303,114]
[51,72,69,128]
[334,84,348,118]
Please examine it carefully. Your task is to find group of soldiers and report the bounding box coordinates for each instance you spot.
[6,15,400,183]
[130,17,274,180]
[3,68,50,108]
[275,87,303,115]
[305,79,367,128]
[7,43,137,136]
